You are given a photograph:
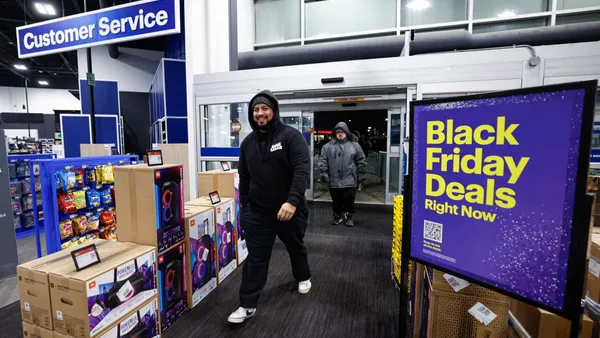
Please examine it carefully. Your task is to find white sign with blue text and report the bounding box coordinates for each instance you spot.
[17,0,180,58]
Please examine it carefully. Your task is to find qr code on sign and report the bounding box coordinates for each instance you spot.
[424,220,443,243]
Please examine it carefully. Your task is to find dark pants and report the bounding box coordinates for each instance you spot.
[239,206,311,309]
[330,188,356,215]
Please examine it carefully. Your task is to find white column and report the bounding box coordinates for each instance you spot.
[185,0,243,199]
[237,0,255,52]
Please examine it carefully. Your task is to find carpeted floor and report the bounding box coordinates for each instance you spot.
[164,202,398,338]
[0,202,398,338]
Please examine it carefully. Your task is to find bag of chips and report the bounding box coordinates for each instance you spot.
[74,169,85,187]
[86,168,97,186]
[100,209,116,226]
[101,165,115,184]
[100,189,113,207]
[101,226,117,241]
[86,190,101,208]
[59,219,73,239]
[73,190,87,210]
[73,216,89,235]
[88,213,100,231]
[58,192,76,214]
[56,170,76,191]
[95,167,103,186]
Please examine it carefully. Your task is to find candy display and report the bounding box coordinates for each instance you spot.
[51,161,128,250]
[8,155,53,233]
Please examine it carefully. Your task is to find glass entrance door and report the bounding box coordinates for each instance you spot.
[280,111,314,200]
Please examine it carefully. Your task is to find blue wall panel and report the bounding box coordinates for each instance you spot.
[164,60,187,117]
[166,118,188,143]
[200,147,240,157]
[61,115,91,158]
[95,116,119,149]
[80,80,119,115]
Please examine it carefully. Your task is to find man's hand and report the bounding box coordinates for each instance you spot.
[320,174,329,183]
[277,202,297,221]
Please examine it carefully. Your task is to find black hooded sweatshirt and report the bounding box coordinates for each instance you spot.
[238,90,310,211]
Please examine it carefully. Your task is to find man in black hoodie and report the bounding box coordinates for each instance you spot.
[228,90,312,324]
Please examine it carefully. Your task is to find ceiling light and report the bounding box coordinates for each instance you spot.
[38,70,42,73]
[497,10,516,18]
[14,64,27,70]
[38,80,49,85]
[35,3,47,14]
[44,4,56,15]
[407,0,431,11]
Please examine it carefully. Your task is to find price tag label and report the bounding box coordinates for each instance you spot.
[468,302,497,326]
[209,191,221,205]
[71,244,101,271]
[116,281,134,302]
[443,273,470,292]
[146,150,163,166]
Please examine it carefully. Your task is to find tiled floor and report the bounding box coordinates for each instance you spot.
[0,233,46,309]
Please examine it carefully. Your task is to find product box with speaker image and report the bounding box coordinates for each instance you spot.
[49,244,157,338]
[18,240,125,331]
[185,205,217,308]
[188,197,237,284]
[114,164,185,253]
[158,241,188,333]
[22,321,54,338]
[97,297,160,338]
[195,170,248,265]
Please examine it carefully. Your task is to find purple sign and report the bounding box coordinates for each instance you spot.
[409,86,591,312]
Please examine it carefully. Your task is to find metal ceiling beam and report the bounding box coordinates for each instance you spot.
[0,60,25,79]
[59,53,78,75]
[14,0,35,21]
[71,0,81,13]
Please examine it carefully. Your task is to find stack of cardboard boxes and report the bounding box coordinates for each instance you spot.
[18,239,159,338]
[113,164,188,334]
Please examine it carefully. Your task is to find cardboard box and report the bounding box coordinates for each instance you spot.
[114,164,185,253]
[425,269,510,337]
[158,242,188,333]
[49,244,157,337]
[22,321,54,338]
[155,144,191,202]
[185,205,218,308]
[187,197,237,284]
[80,144,113,157]
[510,299,593,337]
[98,297,160,338]
[18,240,122,330]
[587,236,600,302]
[196,169,248,265]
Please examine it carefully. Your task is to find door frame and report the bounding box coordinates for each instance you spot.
[385,108,403,204]
[280,111,315,200]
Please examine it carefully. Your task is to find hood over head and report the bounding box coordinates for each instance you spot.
[248,90,281,132]
[332,121,354,141]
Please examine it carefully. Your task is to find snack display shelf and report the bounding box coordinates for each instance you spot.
[35,155,139,256]
[7,154,56,242]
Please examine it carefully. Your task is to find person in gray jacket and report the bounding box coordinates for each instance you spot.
[319,122,367,227]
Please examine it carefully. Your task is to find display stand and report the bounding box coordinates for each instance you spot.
[8,154,55,247]
[36,155,138,255]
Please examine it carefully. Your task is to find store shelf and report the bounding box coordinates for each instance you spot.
[15,227,45,240]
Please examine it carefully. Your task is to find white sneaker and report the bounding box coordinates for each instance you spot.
[228,307,256,323]
[298,279,312,294]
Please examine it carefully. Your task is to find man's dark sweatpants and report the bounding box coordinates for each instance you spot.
[239,206,311,308]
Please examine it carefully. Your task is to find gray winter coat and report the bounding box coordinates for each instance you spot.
[319,122,367,189]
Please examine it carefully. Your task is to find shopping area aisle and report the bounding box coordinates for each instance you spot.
[165,202,398,338]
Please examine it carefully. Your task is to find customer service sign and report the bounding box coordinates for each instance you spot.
[16,0,180,58]
[409,84,594,313]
